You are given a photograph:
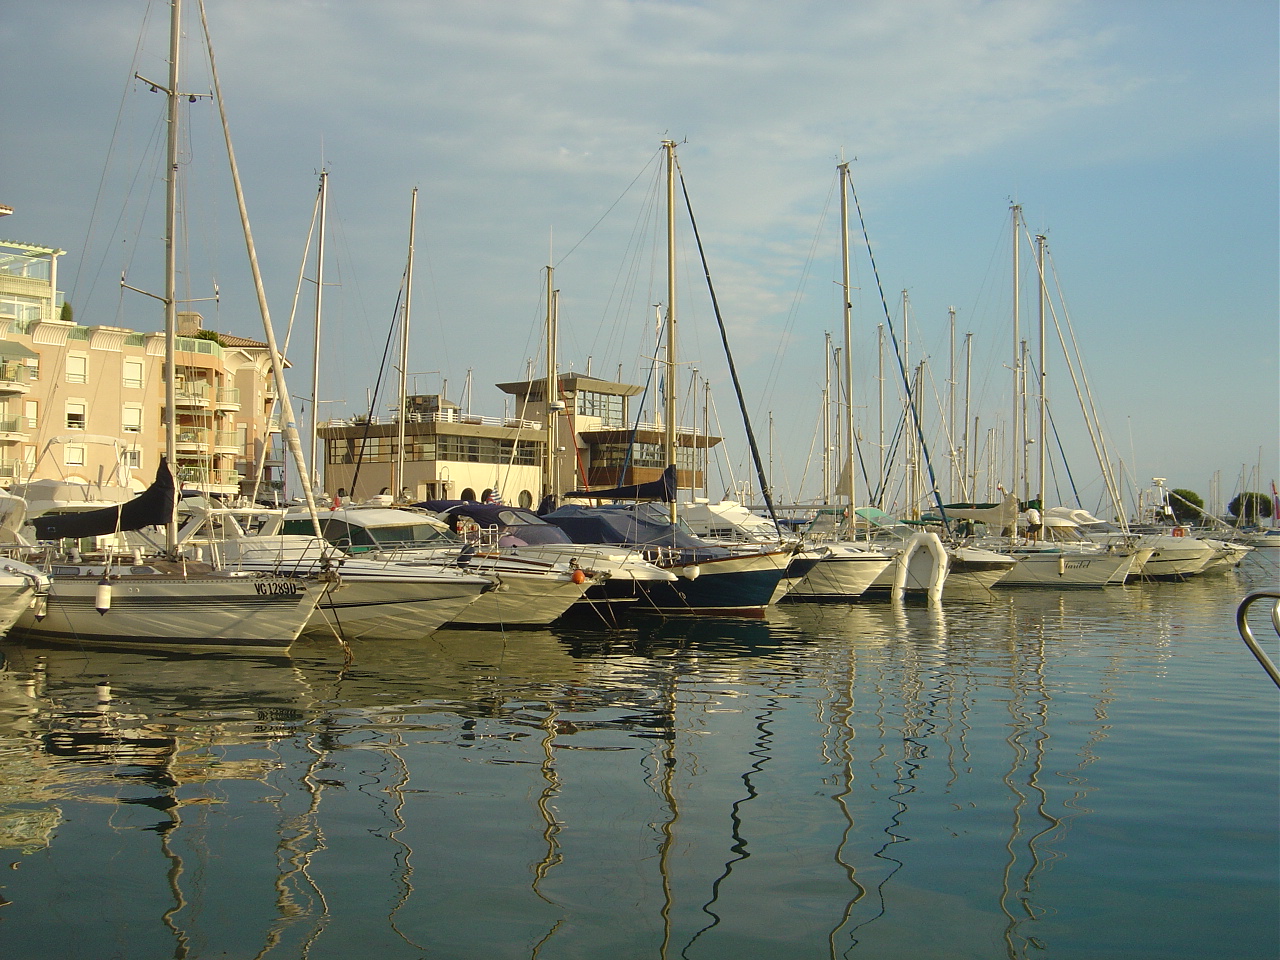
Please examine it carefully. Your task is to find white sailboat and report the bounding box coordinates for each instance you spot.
[971,207,1135,588]
[9,0,328,649]
[787,162,939,601]
[540,141,794,616]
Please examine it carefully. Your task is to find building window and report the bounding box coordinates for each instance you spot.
[123,360,144,389]
[0,293,42,322]
[66,354,88,384]
[65,445,86,467]
[122,406,142,433]
[23,400,36,431]
[590,441,694,471]
[66,402,86,430]
[124,449,141,468]
[577,390,625,427]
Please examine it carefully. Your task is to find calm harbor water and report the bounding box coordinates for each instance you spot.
[0,555,1276,960]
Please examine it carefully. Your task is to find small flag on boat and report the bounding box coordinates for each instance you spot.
[483,489,503,504]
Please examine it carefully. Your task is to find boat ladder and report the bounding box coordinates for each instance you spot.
[1235,591,1280,688]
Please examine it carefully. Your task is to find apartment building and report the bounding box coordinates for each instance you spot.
[0,236,285,498]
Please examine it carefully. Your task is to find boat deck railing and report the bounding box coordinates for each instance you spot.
[1235,591,1280,687]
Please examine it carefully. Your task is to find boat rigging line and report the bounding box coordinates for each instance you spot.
[844,174,951,532]
[676,166,780,531]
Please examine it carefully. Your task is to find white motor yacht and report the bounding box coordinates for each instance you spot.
[279,504,595,627]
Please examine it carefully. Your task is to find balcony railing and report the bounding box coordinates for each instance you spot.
[175,381,211,404]
[322,410,543,430]
[0,362,32,385]
[214,431,241,450]
[215,387,241,407]
[175,428,211,446]
[177,466,242,487]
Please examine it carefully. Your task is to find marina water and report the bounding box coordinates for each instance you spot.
[0,554,1276,959]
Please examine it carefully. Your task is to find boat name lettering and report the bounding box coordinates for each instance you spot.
[255,578,304,596]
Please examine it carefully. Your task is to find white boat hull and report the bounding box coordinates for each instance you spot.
[304,574,487,640]
[10,566,327,649]
[994,549,1134,587]
[786,546,895,600]
[449,572,590,626]
[0,560,46,636]
[230,549,492,641]
[943,546,1017,598]
[1137,537,1216,578]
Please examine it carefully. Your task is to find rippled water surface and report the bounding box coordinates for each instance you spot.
[0,555,1276,959]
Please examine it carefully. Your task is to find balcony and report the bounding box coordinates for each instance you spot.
[0,458,27,481]
[0,362,33,397]
[0,416,30,442]
[176,466,242,489]
[214,430,241,454]
[214,387,241,411]
[174,381,211,409]
[175,428,210,452]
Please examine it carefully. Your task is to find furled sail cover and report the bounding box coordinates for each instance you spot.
[939,494,1020,529]
[562,464,676,503]
[32,457,175,541]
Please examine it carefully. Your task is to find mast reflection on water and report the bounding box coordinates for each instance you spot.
[0,553,1274,959]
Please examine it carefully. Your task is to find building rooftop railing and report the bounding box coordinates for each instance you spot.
[321,411,544,430]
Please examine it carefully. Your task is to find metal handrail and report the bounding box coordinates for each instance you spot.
[1236,591,1280,688]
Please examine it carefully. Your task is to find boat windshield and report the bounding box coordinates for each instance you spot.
[367,522,458,548]
[283,517,458,552]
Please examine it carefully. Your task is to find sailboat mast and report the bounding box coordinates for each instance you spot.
[663,140,678,520]
[877,323,884,505]
[163,0,181,548]
[948,305,956,501]
[310,169,327,492]
[1036,232,1047,513]
[544,263,558,500]
[838,161,856,517]
[396,187,417,500]
[963,331,973,500]
[1011,203,1022,502]
[198,0,322,533]
[822,331,832,504]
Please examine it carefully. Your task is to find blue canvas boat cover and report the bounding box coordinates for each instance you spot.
[542,502,731,563]
[416,500,575,546]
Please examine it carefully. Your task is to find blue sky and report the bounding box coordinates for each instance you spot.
[2,0,1275,515]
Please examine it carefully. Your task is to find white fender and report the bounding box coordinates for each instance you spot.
[892,532,949,602]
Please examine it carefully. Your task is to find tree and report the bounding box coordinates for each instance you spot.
[1228,491,1273,526]
[1168,488,1203,523]
[59,301,73,323]
[193,329,226,347]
